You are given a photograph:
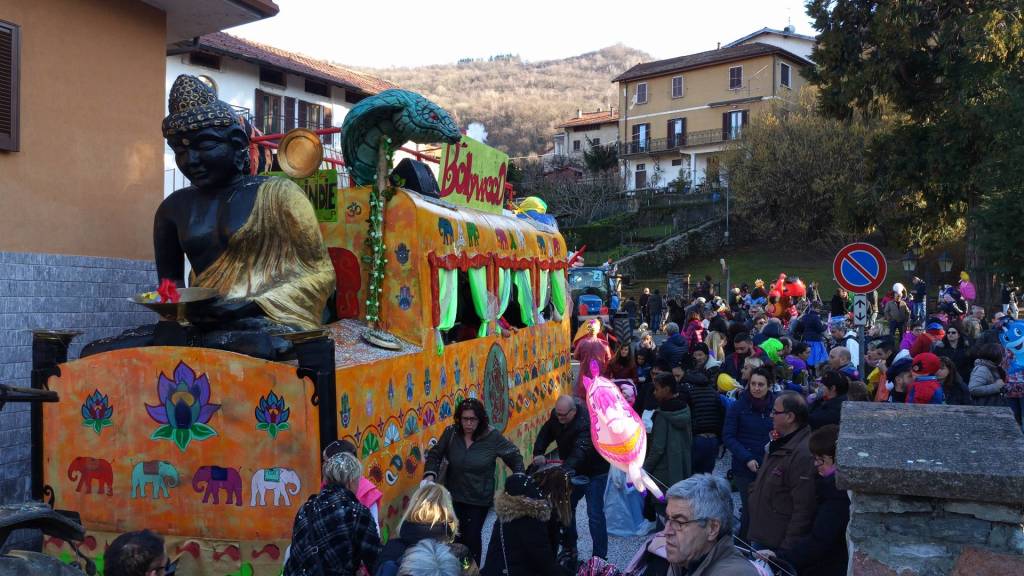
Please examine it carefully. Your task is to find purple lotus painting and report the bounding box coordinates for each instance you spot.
[146,361,220,451]
[81,389,113,435]
[255,391,291,439]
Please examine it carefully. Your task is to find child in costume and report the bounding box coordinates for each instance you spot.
[908,352,944,405]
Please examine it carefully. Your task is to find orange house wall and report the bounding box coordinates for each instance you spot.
[0,0,165,260]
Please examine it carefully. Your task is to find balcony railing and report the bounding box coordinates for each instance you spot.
[620,128,741,156]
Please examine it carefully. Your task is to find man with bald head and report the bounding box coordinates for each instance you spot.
[533,394,610,559]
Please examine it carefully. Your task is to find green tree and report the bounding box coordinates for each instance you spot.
[582,136,619,173]
[721,92,885,249]
[805,0,1024,299]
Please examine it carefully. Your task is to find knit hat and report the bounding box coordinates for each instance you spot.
[887,358,914,381]
[504,473,543,500]
[717,373,741,393]
[830,316,848,329]
[960,271,970,281]
[912,352,941,377]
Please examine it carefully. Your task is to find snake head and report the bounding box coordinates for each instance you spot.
[401,95,461,145]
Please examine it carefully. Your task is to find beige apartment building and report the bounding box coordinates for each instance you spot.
[612,42,813,191]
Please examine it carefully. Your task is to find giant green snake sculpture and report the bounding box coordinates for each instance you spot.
[341,89,461,186]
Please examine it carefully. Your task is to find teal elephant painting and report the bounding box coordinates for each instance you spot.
[131,460,180,499]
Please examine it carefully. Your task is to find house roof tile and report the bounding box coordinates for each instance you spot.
[612,42,813,83]
[558,110,619,128]
[195,32,397,96]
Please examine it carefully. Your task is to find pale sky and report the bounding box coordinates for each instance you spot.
[226,0,817,69]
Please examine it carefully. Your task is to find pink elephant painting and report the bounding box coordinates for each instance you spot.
[192,465,243,506]
[495,229,509,250]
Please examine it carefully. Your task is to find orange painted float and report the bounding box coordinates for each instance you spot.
[40,182,571,575]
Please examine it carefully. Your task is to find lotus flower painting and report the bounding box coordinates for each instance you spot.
[81,389,113,435]
[255,391,291,439]
[146,361,221,451]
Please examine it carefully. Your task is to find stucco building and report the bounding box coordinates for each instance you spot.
[612,41,813,191]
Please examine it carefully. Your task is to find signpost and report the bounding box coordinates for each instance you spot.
[834,243,887,378]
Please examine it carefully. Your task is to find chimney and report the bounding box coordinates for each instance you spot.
[597,106,602,112]
[576,108,582,118]
[610,106,616,116]
[717,42,721,49]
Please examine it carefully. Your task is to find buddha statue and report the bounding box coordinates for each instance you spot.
[83,75,335,359]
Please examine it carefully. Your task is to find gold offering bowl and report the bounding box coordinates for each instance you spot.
[129,287,221,325]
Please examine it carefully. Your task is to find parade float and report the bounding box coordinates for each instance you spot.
[35,77,571,575]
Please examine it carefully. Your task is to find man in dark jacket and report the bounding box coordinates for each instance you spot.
[658,322,691,369]
[721,332,760,381]
[683,371,725,475]
[532,395,610,559]
[747,392,817,551]
[808,371,848,430]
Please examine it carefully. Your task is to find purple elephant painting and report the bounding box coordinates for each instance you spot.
[192,465,242,506]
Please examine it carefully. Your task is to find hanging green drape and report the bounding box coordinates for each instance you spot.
[497,268,512,322]
[467,266,492,337]
[536,269,550,323]
[550,269,567,320]
[436,268,458,354]
[513,269,536,327]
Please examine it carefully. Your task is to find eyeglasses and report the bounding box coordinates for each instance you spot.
[813,455,833,466]
[555,409,575,418]
[665,516,708,532]
[947,331,958,335]
[460,416,479,423]
[771,409,791,416]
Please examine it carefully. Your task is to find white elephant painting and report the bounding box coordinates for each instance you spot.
[249,467,301,507]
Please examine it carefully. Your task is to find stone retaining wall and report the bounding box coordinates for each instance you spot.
[838,402,1024,575]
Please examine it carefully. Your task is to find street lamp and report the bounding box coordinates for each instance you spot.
[901,250,918,274]
[937,251,954,274]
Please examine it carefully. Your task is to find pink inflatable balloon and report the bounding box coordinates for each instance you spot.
[581,361,664,499]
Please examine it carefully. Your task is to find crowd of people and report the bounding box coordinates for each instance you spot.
[102,273,1023,576]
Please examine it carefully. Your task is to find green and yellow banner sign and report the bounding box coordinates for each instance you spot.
[439,136,507,215]
[268,169,338,222]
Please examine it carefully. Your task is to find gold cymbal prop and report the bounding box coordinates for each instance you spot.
[276,128,324,179]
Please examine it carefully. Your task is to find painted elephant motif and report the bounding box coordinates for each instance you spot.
[438,218,454,245]
[466,223,480,247]
[67,457,113,496]
[537,235,546,251]
[509,229,518,250]
[249,467,301,507]
[495,229,509,250]
[553,237,561,255]
[131,460,179,499]
[192,465,243,506]
[514,229,526,251]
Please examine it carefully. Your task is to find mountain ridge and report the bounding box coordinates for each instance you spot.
[355,44,652,157]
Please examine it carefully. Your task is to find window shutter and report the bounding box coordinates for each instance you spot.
[742,110,749,126]
[297,100,308,129]
[284,96,295,131]
[722,113,729,141]
[667,119,674,147]
[0,20,20,151]
[254,89,266,132]
[322,106,333,145]
[680,118,687,146]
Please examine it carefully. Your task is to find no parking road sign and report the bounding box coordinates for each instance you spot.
[833,242,887,294]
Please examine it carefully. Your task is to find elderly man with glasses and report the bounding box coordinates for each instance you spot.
[746,391,817,553]
[532,394,610,561]
[104,530,174,576]
[661,474,758,575]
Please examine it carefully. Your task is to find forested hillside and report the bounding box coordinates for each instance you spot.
[360,45,651,157]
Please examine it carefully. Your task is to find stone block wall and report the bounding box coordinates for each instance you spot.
[848,493,1024,575]
[0,252,156,504]
[839,402,1024,576]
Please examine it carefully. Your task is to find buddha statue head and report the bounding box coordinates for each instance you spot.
[163,75,250,189]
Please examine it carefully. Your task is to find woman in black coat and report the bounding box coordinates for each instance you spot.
[481,474,568,576]
[933,327,973,382]
[937,356,973,406]
[760,425,850,576]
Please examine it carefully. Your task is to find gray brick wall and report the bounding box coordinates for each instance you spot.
[0,252,157,504]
